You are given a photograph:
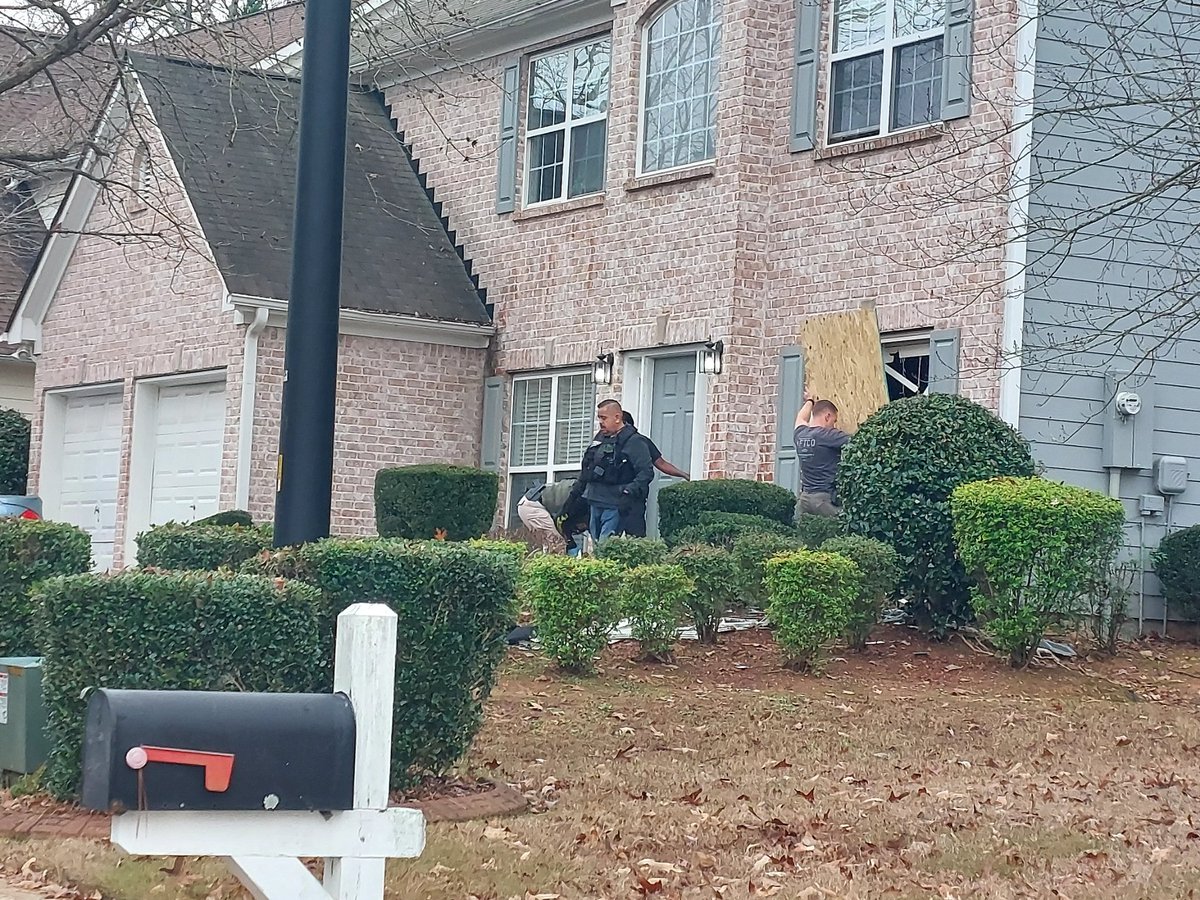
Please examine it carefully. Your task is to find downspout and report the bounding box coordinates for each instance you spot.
[235,308,270,510]
[998,0,1040,427]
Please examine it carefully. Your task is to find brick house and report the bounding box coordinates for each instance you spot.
[5,54,491,569]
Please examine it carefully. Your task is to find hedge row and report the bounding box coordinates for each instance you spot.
[0,408,30,496]
[658,479,795,543]
[37,572,323,798]
[375,465,498,540]
[0,519,91,657]
[137,522,273,571]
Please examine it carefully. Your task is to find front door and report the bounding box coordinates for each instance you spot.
[646,355,696,537]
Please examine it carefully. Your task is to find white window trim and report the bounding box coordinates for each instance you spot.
[825,0,944,145]
[507,368,594,488]
[125,370,227,566]
[881,330,932,397]
[523,38,610,208]
[635,0,722,178]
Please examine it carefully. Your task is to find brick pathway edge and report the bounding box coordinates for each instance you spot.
[0,781,527,842]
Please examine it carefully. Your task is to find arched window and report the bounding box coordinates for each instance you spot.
[640,0,723,174]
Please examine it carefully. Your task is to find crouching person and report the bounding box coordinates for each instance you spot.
[517,479,590,554]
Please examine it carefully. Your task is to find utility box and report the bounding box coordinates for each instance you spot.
[0,657,49,775]
[1155,456,1189,495]
[1102,372,1156,470]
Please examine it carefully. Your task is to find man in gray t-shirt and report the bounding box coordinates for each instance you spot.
[793,391,851,518]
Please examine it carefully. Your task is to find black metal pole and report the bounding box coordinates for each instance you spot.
[273,0,351,547]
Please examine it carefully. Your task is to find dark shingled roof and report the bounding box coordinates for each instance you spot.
[130,52,489,325]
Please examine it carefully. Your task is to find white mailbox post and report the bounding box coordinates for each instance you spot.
[108,604,424,900]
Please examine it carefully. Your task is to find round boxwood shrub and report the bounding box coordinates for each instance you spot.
[0,408,31,496]
[375,464,498,540]
[953,477,1125,667]
[732,531,805,607]
[1153,525,1200,623]
[658,479,795,543]
[839,394,1035,634]
[621,564,692,662]
[524,556,623,674]
[765,550,860,672]
[821,536,900,650]
[795,513,844,548]
[668,544,740,643]
[596,535,669,568]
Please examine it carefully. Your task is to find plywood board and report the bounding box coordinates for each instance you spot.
[799,305,888,432]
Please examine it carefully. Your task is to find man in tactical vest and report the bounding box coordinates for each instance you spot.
[572,399,656,542]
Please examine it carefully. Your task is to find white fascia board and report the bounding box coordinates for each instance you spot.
[228,294,494,349]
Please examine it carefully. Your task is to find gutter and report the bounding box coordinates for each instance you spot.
[235,307,270,510]
[998,0,1040,427]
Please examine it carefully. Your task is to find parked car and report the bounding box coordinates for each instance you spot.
[0,496,42,519]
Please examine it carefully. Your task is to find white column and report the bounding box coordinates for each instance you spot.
[324,603,398,899]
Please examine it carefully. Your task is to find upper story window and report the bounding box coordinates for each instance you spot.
[640,0,723,174]
[828,0,944,143]
[526,38,611,205]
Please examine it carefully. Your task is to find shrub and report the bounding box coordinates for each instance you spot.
[658,479,795,542]
[467,538,529,572]
[668,544,740,643]
[952,477,1125,668]
[596,536,669,568]
[253,540,516,787]
[839,393,1035,634]
[0,519,91,656]
[698,511,797,537]
[821,536,900,650]
[765,550,860,672]
[36,572,323,798]
[1083,559,1137,655]
[669,517,793,550]
[375,464,499,540]
[195,510,254,527]
[137,523,273,571]
[621,564,691,662]
[0,408,30,496]
[732,532,805,607]
[1153,525,1200,622]
[523,556,622,674]
[795,513,844,548]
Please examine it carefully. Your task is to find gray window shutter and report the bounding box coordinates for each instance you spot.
[789,0,822,152]
[495,63,520,214]
[481,376,504,470]
[940,0,973,120]
[928,329,961,394]
[775,346,804,493]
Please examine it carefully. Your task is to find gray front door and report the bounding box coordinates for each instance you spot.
[646,354,696,537]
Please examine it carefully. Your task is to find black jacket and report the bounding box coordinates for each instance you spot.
[576,425,656,508]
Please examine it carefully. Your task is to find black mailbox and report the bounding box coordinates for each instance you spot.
[81,689,356,813]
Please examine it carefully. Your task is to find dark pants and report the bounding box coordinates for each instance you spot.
[620,500,648,537]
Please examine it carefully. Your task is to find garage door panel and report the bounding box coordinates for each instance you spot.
[57,392,122,572]
[148,381,225,526]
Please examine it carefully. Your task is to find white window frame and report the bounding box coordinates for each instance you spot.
[507,369,595,492]
[523,37,611,207]
[636,0,723,177]
[881,330,932,398]
[826,0,945,144]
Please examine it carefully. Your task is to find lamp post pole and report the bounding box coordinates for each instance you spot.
[273,0,352,547]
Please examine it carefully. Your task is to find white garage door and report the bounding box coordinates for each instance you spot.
[58,392,123,572]
[148,381,226,527]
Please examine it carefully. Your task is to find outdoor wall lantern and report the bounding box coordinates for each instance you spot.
[593,352,615,386]
[700,340,725,376]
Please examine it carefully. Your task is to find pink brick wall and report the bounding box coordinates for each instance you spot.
[31,101,488,563]
[384,0,1018,490]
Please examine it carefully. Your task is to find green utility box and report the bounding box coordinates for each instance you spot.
[0,657,49,775]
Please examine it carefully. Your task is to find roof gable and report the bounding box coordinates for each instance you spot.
[129,52,489,325]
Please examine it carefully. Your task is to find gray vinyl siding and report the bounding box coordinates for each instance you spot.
[1019,0,1200,630]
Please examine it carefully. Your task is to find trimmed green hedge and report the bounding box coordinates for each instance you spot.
[137,523,273,571]
[668,544,740,643]
[952,477,1124,667]
[658,479,795,543]
[766,550,860,671]
[596,536,669,568]
[839,394,1035,634]
[0,408,30,496]
[821,536,899,650]
[1153,525,1200,622]
[0,519,91,657]
[621,564,691,662]
[375,465,498,540]
[732,532,805,606]
[252,539,516,787]
[196,510,254,527]
[36,572,323,798]
[523,555,622,674]
[795,513,844,548]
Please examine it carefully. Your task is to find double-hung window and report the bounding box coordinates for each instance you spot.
[640,0,723,174]
[525,38,611,205]
[507,372,595,521]
[828,0,945,143]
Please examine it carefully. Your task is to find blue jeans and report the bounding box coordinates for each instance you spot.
[590,505,621,543]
